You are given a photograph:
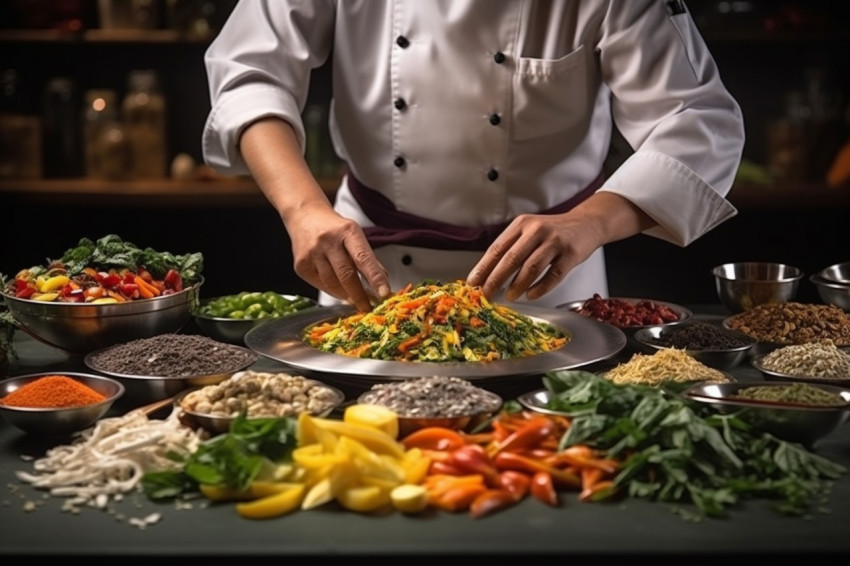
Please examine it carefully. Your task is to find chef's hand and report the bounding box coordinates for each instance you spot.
[467,192,654,302]
[286,203,392,312]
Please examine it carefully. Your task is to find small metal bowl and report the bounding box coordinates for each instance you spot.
[683,380,850,446]
[84,344,258,406]
[357,388,503,438]
[820,261,850,285]
[810,274,850,312]
[0,372,124,436]
[633,324,755,371]
[711,262,803,314]
[174,379,346,435]
[193,294,318,345]
[750,353,850,387]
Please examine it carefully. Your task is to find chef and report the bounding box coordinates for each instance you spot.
[202,0,744,312]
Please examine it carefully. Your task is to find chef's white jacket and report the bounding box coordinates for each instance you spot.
[203,0,745,308]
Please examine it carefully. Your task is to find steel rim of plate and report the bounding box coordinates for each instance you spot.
[244,303,627,381]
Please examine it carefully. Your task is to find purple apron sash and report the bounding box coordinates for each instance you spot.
[347,171,605,251]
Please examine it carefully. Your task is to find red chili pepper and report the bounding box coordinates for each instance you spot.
[497,470,531,501]
[492,416,558,455]
[469,489,518,519]
[529,471,559,507]
[492,452,581,489]
[448,445,500,487]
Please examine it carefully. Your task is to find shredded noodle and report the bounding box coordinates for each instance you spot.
[15,407,205,510]
[604,348,730,386]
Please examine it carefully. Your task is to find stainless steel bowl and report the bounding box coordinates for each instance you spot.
[750,352,850,387]
[810,274,850,312]
[0,371,124,436]
[2,278,203,354]
[175,379,345,435]
[356,388,503,438]
[84,342,257,406]
[683,380,850,446]
[711,262,802,313]
[556,297,693,333]
[193,295,318,345]
[820,261,850,285]
[632,324,755,371]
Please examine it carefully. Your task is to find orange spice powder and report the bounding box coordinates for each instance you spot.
[0,375,106,409]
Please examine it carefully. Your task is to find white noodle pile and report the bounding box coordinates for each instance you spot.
[15,407,205,511]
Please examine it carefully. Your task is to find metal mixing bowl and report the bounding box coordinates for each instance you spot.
[632,324,755,371]
[175,379,346,435]
[810,274,850,312]
[683,380,850,447]
[192,294,318,345]
[820,261,850,285]
[0,371,124,436]
[2,278,203,354]
[711,262,803,313]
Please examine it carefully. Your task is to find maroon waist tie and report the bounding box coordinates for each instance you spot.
[347,171,605,251]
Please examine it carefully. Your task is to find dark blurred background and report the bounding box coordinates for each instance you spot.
[1,0,848,306]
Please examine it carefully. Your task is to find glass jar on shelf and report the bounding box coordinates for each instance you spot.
[82,88,131,180]
[122,69,167,179]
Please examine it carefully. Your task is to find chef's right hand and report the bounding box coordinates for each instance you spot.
[286,203,391,312]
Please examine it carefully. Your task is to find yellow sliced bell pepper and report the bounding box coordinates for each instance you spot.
[344,404,400,439]
[200,481,304,502]
[235,483,306,519]
[304,415,406,458]
[336,484,391,513]
[35,274,69,293]
[32,292,59,302]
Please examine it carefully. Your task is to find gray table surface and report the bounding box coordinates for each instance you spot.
[2,309,849,560]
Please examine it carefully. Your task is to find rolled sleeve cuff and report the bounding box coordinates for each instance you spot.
[599,151,737,247]
[202,84,305,176]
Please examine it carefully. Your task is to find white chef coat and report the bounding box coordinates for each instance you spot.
[202,0,744,308]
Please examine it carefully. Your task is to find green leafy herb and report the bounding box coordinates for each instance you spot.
[141,413,298,500]
[58,234,204,282]
[542,369,847,520]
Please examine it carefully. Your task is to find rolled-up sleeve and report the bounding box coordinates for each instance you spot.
[597,1,744,246]
[202,0,336,176]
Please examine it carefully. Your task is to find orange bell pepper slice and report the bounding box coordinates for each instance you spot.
[401,426,467,452]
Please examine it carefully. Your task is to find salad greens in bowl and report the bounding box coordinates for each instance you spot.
[1,235,204,354]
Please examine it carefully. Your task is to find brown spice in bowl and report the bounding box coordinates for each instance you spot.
[725,302,850,346]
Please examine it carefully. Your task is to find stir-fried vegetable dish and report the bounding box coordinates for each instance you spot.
[302,280,569,362]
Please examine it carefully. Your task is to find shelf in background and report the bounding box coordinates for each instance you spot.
[1,178,847,209]
[0,29,212,44]
[0,177,341,207]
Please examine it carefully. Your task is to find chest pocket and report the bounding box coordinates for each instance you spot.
[512,45,589,141]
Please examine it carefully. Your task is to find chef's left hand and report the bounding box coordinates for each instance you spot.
[466,192,654,302]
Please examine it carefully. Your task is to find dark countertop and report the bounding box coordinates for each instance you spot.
[2,308,850,561]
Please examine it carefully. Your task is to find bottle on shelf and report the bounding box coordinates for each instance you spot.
[122,69,167,179]
[82,88,132,180]
[42,77,83,178]
[0,68,42,179]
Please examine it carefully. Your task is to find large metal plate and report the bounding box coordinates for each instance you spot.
[244,303,627,382]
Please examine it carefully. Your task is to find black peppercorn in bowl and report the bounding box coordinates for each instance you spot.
[632,322,756,371]
[84,334,258,407]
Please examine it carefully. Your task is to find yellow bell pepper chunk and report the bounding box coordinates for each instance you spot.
[200,481,303,502]
[304,415,406,458]
[336,484,391,513]
[344,404,400,439]
[91,297,119,304]
[292,443,348,469]
[400,448,432,485]
[301,477,334,510]
[32,292,59,302]
[235,483,306,520]
[36,274,69,293]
